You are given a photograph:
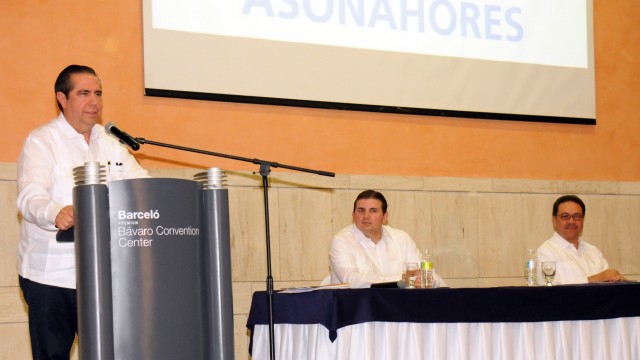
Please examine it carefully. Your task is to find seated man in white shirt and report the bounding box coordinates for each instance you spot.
[328,190,446,288]
[537,195,626,285]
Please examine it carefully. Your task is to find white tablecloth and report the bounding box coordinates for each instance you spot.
[251,317,640,360]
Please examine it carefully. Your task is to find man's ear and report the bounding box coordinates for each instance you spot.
[56,92,67,110]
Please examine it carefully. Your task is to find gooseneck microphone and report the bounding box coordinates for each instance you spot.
[370,280,407,288]
[105,122,140,151]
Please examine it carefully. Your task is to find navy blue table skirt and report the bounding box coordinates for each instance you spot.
[247,282,640,343]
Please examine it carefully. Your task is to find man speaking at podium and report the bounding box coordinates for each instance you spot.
[16,65,148,359]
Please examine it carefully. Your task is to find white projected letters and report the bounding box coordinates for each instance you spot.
[152,0,587,68]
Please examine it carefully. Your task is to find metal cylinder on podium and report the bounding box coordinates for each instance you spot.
[73,162,115,360]
[195,168,235,359]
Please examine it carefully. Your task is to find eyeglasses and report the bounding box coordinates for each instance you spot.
[556,213,584,221]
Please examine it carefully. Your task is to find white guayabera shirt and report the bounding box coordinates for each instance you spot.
[17,113,148,289]
[329,224,446,288]
[537,231,609,285]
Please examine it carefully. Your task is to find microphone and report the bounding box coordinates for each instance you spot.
[105,122,140,151]
[370,280,407,289]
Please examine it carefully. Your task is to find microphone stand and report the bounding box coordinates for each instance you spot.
[134,137,335,360]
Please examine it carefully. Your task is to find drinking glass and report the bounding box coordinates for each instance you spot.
[541,261,556,286]
[404,262,419,289]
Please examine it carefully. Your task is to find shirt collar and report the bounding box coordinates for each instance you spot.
[54,113,100,142]
[353,224,389,247]
[552,231,583,251]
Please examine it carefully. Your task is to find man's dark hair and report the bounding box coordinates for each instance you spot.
[553,195,586,216]
[54,65,99,111]
[353,190,388,213]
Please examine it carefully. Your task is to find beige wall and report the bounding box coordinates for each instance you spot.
[2,163,640,359]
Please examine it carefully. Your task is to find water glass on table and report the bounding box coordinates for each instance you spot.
[541,261,556,286]
[404,262,419,289]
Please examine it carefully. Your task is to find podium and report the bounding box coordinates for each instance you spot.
[72,164,234,359]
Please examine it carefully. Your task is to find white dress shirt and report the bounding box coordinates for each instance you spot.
[329,224,446,288]
[536,231,609,285]
[17,114,148,289]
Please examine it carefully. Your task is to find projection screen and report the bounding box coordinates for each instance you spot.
[142,0,596,124]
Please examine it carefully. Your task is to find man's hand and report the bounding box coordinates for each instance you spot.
[55,205,74,230]
[588,268,627,283]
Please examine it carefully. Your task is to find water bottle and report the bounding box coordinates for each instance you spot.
[420,249,434,288]
[525,248,537,286]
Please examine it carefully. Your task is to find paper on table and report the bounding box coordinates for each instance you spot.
[279,283,351,293]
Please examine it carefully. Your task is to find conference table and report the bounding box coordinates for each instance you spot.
[246,283,640,359]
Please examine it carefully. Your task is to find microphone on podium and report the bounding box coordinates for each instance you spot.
[105,122,140,151]
[370,280,407,288]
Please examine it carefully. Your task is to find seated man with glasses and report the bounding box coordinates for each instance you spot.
[537,195,626,284]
